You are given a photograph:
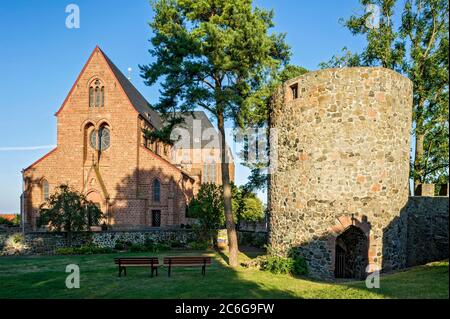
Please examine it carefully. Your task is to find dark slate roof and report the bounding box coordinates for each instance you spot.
[101,48,230,155]
[172,112,234,160]
[100,48,163,129]
[172,111,217,149]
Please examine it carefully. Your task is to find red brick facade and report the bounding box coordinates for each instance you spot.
[22,47,234,231]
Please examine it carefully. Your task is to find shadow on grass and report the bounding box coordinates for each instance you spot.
[344,261,449,299]
[0,251,298,299]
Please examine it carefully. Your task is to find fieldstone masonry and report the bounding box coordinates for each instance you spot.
[406,197,449,267]
[268,67,414,278]
[0,230,197,256]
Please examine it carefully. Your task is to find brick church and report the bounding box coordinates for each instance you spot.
[21,46,234,231]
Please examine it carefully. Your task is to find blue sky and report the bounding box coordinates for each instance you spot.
[0,0,372,214]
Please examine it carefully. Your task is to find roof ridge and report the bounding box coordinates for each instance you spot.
[97,47,163,129]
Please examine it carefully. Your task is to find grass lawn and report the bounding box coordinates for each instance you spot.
[0,250,448,299]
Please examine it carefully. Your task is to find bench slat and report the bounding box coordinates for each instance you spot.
[163,256,212,265]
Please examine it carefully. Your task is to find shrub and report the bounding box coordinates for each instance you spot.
[129,243,147,252]
[114,241,125,250]
[260,255,294,274]
[55,247,76,255]
[55,244,114,255]
[256,253,308,276]
[292,254,308,275]
[0,217,14,226]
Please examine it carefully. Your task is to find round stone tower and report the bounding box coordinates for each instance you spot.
[268,67,412,279]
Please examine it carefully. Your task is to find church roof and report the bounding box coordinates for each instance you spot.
[56,46,230,153]
[99,48,163,129]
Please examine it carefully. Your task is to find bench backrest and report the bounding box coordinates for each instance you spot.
[163,256,212,265]
[114,257,159,265]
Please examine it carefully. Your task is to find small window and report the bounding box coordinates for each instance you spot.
[89,87,95,107]
[203,163,209,183]
[290,83,298,100]
[153,179,161,202]
[89,79,104,107]
[42,180,49,201]
[210,162,216,183]
[152,210,161,227]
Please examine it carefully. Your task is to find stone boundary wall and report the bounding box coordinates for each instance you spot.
[406,196,449,267]
[0,229,197,256]
[238,221,267,233]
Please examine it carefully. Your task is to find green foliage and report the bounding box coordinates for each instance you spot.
[188,183,264,239]
[259,254,308,276]
[0,215,20,226]
[291,254,309,276]
[188,183,225,242]
[325,0,449,185]
[55,244,114,255]
[241,65,308,193]
[11,215,21,226]
[141,1,291,263]
[141,0,290,127]
[237,193,264,222]
[38,184,104,241]
[0,254,447,298]
[260,255,294,274]
[186,240,209,250]
[128,242,171,253]
[318,47,362,68]
[0,217,13,226]
[114,241,125,251]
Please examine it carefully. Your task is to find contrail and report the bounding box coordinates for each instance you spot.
[0,145,56,151]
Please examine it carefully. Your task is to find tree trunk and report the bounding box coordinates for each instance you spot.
[414,105,425,188]
[217,112,239,267]
[414,131,425,187]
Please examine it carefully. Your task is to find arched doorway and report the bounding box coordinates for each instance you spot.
[334,225,368,279]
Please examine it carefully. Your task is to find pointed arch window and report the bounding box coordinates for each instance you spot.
[203,157,216,183]
[89,87,95,107]
[89,79,104,107]
[153,179,161,203]
[209,161,216,183]
[42,179,49,201]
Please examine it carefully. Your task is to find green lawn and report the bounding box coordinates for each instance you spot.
[0,250,448,299]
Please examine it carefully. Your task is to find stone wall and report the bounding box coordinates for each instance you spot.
[406,197,449,267]
[268,67,413,278]
[238,221,267,233]
[0,229,197,256]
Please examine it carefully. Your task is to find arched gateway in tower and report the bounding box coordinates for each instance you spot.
[268,67,413,279]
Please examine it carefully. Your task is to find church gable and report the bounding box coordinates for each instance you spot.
[55,47,138,119]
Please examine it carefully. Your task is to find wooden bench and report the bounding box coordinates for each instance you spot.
[113,257,160,277]
[163,256,212,277]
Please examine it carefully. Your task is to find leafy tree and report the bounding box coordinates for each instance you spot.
[140,0,289,266]
[400,0,449,186]
[12,214,21,226]
[38,184,103,243]
[322,0,449,187]
[238,194,264,222]
[241,65,308,192]
[0,217,14,226]
[318,47,361,68]
[188,183,264,241]
[188,183,224,242]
